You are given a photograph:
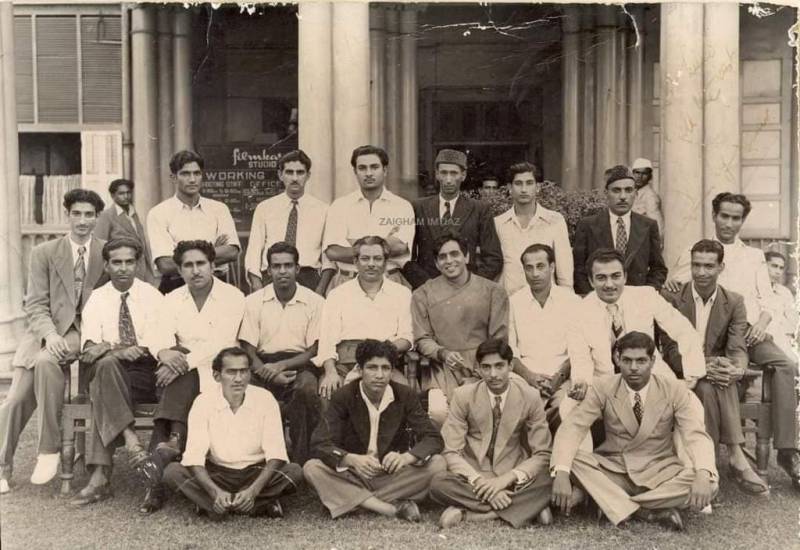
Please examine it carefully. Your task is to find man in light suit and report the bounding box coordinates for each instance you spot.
[573,165,667,296]
[660,239,768,495]
[551,332,717,531]
[0,189,108,492]
[93,178,155,285]
[430,339,554,529]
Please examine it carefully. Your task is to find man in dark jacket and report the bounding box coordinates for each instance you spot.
[303,339,445,521]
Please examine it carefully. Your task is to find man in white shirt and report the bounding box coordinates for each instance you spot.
[147,150,241,293]
[303,340,444,522]
[764,250,797,358]
[70,238,173,506]
[666,192,800,488]
[322,145,415,293]
[315,236,414,399]
[163,347,302,519]
[138,240,246,514]
[630,158,664,248]
[240,242,324,465]
[244,150,332,294]
[494,162,573,295]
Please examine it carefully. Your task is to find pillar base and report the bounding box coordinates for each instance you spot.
[0,313,25,372]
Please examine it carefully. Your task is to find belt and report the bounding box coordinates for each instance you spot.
[338,267,400,278]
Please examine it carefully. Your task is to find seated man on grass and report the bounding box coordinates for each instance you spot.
[163,347,302,519]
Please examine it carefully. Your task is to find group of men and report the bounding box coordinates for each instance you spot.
[0,143,797,532]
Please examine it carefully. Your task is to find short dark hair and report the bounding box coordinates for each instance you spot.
[482,176,499,185]
[433,231,469,257]
[212,346,251,373]
[507,162,538,183]
[614,331,656,357]
[102,237,142,261]
[765,251,787,264]
[350,145,389,168]
[476,338,514,364]
[169,150,205,175]
[356,339,398,369]
[266,241,300,266]
[352,235,390,259]
[63,188,104,213]
[712,192,752,219]
[586,248,626,277]
[520,243,555,266]
[108,178,134,194]
[172,240,216,266]
[690,239,724,264]
[278,149,312,172]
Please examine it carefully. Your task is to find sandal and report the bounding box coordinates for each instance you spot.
[127,444,151,469]
[729,465,769,496]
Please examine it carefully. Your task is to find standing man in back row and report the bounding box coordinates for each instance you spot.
[630,158,664,248]
[147,150,241,294]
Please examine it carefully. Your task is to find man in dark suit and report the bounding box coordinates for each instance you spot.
[303,340,445,522]
[93,178,155,285]
[660,239,768,495]
[573,165,667,295]
[403,149,502,289]
[0,189,108,492]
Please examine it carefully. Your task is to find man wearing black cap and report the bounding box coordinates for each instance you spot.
[572,165,667,296]
[403,149,503,289]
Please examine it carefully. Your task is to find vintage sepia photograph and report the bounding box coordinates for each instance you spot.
[0,1,798,548]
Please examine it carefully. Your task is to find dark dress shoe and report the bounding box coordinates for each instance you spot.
[652,509,684,531]
[263,499,284,518]
[395,500,421,523]
[139,485,165,514]
[70,484,113,507]
[777,450,800,489]
[155,439,182,464]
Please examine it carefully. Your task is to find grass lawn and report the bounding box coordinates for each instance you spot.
[1,420,798,550]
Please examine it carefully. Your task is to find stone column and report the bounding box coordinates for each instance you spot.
[173,9,193,152]
[121,5,133,179]
[332,2,370,197]
[626,6,645,162]
[561,7,581,192]
[384,8,401,191]
[0,2,25,370]
[157,9,174,200]
[299,2,334,202]
[594,5,618,185]
[615,12,628,165]
[399,7,418,197]
[703,3,740,235]
[580,8,596,190]
[370,6,386,147]
[131,5,161,214]
[660,3,704,266]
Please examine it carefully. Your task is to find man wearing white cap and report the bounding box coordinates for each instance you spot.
[631,158,664,248]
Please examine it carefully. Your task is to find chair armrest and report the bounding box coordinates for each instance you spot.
[403,351,422,394]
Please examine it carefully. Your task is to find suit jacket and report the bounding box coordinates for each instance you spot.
[573,210,667,295]
[659,283,749,377]
[552,374,717,489]
[94,206,155,284]
[309,381,443,470]
[440,378,551,480]
[12,235,108,368]
[403,195,502,289]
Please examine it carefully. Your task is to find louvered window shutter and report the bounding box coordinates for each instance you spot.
[36,16,79,123]
[14,16,34,123]
[81,16,121,123]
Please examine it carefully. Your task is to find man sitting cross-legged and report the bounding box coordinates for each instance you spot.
[430,339,554,530]
[163,347,303,519]
[70,238,172,506]
[551,332,718,531]
[303,340,445,522]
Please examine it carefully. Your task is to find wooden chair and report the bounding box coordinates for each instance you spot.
[738,366,774,478]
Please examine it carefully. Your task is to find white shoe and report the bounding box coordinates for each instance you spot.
[0,478,10,494]
[30,453,60,485]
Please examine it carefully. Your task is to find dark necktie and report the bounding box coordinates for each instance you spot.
[615,217,628,254]
[487,395,502,464]
[119,292,138,347]
[442,201,452,224]
[285,199,298,246]
[74,246,86,307]
[633,392,643,425]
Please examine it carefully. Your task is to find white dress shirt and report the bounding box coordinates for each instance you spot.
[161,279,246,393]
[239,284,324,354]
[439,195,459,219]
[182,385,288,469]
[81,278,172,353]
[69,236,91,270]
[323,188,415,271]
[508,285,582,377]
[691,284,718,341]
[486,386,510,412]
[359,382,395,456]
[672,238,776,326]
[768,283,798,357]
[244,192,329,277]
[494,204,574,294]
[624,379,650,408]
[608,211,631,250]
[146,195,241,271]
[314,277,413,365]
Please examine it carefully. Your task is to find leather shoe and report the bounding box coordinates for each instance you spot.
[777,450,800,490]
[155,438,182,464]
[70,483,113,507]
[264,499,284,518]
[30,453,59,485]
[652,509,684,531]
[395,500,420,523]
[537,506,553,525]
[139,484,165,514]
[439,506,465,529]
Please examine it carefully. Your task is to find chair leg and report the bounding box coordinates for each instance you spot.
[756,437,771,479]
[60,420,75,495]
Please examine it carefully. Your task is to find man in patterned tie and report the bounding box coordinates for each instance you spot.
[0,189,107,493]
[572,165,667,296]
[70,238,173,506]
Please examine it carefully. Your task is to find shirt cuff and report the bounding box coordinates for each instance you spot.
[550,465,571,478]
[512,469,530,485]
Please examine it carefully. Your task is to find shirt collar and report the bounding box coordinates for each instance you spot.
[114,203,135,217]
[608,210,632,225]
[261,283,307,306]
[359,382,395,413]
[107,278,141,298]
[439,194,458,209]
[486,385,510,409]
[356,188,392,203]
[714,236,744,249]
[69,236,91,257]
[691,283,718,306]
[213,384,255,412]
[172,194,205,210]
[356,277,387,296]
[623,379,650,402]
